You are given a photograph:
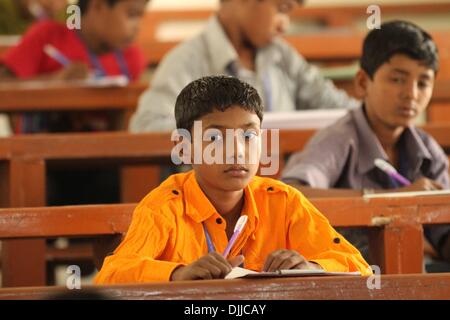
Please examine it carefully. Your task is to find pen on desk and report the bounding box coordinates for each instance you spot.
[374,158,411,186]
[223,215,248,259]
[43,44,71,66]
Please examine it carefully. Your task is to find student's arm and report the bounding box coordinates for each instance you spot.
[94,204,184,284]
[287,177,445,199]
[128,44,203,132]
[1,21,90,82]
[285,181,364,198]
[281,128,351,191]
[0,62,90,82]
[279,40,360,110]
[286,190,372,275]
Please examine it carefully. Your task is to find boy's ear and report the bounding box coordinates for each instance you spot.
[354,69,370,99]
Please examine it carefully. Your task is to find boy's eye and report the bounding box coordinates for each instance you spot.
[418,80,430,89]
[390,77,405,84]
[243,131,258,140]
[206,133,223,142]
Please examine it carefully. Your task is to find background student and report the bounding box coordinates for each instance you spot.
[281,20,450,270]
[129,0,359,133]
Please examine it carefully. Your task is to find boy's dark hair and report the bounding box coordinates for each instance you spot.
[175,76,263,131]
[77,0,122,15]
[360,20,439,78]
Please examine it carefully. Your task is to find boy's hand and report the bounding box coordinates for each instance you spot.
[170,252,244,281]
[53,63,90,81]
[263,249,322,272]
[398,177,443,192]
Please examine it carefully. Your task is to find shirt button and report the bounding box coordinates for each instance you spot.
[172,190,179,195]
[216,218,223,224]
[333,237,341,244]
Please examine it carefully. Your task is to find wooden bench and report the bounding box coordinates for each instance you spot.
[1,195,450,286]
[0,273,449,299]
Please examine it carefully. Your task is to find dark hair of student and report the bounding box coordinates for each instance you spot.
[175,76,264,132]
[77,0,145,15]
[360,20,439,79]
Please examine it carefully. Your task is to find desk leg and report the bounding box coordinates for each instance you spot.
[369,223,424,274]
[2,159,47,287]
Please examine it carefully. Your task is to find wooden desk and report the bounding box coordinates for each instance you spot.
[0,82,148,131]
[0,126,449,287]
[0,274,449,300]
[1,195,450,286]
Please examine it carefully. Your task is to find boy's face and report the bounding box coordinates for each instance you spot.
[234,0,299,48]
[95,0,147,50]
[359,54,435,129]
[191,106,262,193]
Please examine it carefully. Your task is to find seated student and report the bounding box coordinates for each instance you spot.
[95,76,370,284]
[0,0,148,133]
[0,0,146,84]
[281,21,450,268]
[0,0,68,35]
[129,0,359,133]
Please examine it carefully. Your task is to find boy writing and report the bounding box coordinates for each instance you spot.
[129,0,359,133]
[95,76,370,284]
[0,0,147,84]
[281,21,450,266]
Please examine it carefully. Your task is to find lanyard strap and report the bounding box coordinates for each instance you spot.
[203,223,216,253]
[87,50,131,80]
[76,30,131,80]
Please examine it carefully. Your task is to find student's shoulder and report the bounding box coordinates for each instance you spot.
[135,172,191,218]
[158,32,208,67]
[307,110,358,147]
[250,176,301,198]
[25,20,69,36]
[413,127,449,164]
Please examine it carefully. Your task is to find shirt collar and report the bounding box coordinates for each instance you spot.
[203,16,283,75]
[183,171,259,236]
[204,16,239,74]
[353,105,432,174]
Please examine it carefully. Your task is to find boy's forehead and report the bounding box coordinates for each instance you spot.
[199,106,261,128]
[379,54,435,77]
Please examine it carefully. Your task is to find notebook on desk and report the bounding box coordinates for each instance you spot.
[363,189,450,199]
[225,267,361,279]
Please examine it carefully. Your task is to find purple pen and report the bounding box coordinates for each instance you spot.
[374,158,411,186]
[223,215,248,258]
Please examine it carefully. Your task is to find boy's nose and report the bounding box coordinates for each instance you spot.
[275,14,290,35]
[403,81,420,100]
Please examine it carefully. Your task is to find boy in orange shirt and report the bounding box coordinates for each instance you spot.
[95,76,370,284]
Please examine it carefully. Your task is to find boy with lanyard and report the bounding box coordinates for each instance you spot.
[95,76,370,284]
[0,0,148,133]
[281,21,450,269]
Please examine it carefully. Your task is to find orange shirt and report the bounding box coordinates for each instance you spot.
[95,171,371,284]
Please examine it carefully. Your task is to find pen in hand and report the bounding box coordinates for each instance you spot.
[223,215,248,259]
[44,44,71,66]
[374,158,411,186]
